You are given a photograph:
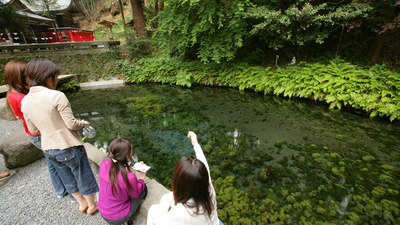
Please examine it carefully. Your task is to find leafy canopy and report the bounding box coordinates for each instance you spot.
[155,0,249,63]
[246,0,373,49]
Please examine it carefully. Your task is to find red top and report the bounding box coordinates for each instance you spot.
[8,91,40,137]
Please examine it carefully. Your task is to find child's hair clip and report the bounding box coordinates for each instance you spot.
[112,158,118,163]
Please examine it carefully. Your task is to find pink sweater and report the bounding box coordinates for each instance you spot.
[98,159,145,220]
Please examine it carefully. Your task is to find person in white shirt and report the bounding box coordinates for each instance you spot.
[147,131,223,225]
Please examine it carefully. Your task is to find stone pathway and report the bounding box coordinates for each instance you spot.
[0,118,146,225]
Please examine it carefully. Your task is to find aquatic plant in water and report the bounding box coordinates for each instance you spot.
[68,84,400,224]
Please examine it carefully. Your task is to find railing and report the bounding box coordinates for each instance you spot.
[0,41,120,55]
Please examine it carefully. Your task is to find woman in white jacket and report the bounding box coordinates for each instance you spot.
[147,131,222,225]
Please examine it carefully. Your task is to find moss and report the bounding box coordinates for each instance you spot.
[259,165,274,182]
[315,207,327,214]
[281,190,289,197]
[362,155,375,162]
[274,140,285,148]
[312,153,321,158]
[335,134,352,142]
[347,212,361,223]
[371,187,386,198]
[379,174,393,184]
[249,187,262,199]
[381,164,396,171]
[221,160,230,169]
[314,158,323,163]
[309,190,318,197]
[323,146,329,150]
[331,167,341,176]
[203,142,212,153]
[338,161,346,166]
[240,163,252,175]
[387,189,399,195]
[286,195,296,203]
[330,153,341,158]
[310,144,317,148]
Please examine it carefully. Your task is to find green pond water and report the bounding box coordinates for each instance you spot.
[67,83,400,225]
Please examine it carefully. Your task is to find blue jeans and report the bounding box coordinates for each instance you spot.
[42,145,99,195]
[29,136,76,201]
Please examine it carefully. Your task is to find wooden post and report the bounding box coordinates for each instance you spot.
[5,29,14,44]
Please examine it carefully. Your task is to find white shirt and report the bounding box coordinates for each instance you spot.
[147,144,219,225]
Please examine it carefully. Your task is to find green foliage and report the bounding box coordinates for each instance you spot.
[57,79,80,92]
[120,96,165,118]
[0,2,29,32]
[123,57,400,121]
[154,0,248,63]
[0,52,122,85]
[245,2,372,50]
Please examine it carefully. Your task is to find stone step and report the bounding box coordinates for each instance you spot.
[79,79,125,90]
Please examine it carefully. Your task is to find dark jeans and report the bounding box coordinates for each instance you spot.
[43,145,99,195]
[29,135,76,201]
[102,185,148,225]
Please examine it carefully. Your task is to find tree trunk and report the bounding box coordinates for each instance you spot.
[118,0,126,28]
[5,29,14,44]
[159,0,164,11]
[367,7,396,63]
[130,0,146,37]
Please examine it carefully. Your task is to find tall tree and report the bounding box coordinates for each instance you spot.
[366,0,400,62]
[0,2,29,44]
[26,0,62,42]
[130,0,146,37]
[246,0,372,59]
[155,0,248,63]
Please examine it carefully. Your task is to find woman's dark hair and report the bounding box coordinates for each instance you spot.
[107,137,134,198]
[4,60,28,118]
[172,156,213,216]
[25,58,59,87]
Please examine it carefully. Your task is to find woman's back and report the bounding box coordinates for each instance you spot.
[151,192,219,225]
[98,158,145,221]
[147,132,220,225]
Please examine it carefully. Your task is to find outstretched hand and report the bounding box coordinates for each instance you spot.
[187,131,199,147]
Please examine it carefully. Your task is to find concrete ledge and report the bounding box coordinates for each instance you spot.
[80,80,125,90]
[84,143,170,220]
[0,74,77,98]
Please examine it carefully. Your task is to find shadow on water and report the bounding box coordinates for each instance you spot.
[68,83,400,224]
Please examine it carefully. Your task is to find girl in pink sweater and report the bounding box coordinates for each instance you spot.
[99,138,148,225]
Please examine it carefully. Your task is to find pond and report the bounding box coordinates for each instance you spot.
[67,83,400,224]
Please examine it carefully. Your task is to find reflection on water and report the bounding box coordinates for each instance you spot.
[67,83,400,224]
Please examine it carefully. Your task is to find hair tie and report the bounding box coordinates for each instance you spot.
[108,153,118,163]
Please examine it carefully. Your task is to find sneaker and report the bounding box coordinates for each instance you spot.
[71,199,77,203]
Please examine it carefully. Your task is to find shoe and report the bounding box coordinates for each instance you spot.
[87,205,98,215]
[57,194,67,199]
[79,205,89,214]
[0,172,10,179]
[71,199,78,203]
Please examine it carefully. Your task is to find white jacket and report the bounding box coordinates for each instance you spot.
[147,144,219,225]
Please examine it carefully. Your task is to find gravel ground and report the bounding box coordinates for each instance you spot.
[0,118,146,225]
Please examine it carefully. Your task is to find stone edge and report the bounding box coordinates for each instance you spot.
[84,143,169,220]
